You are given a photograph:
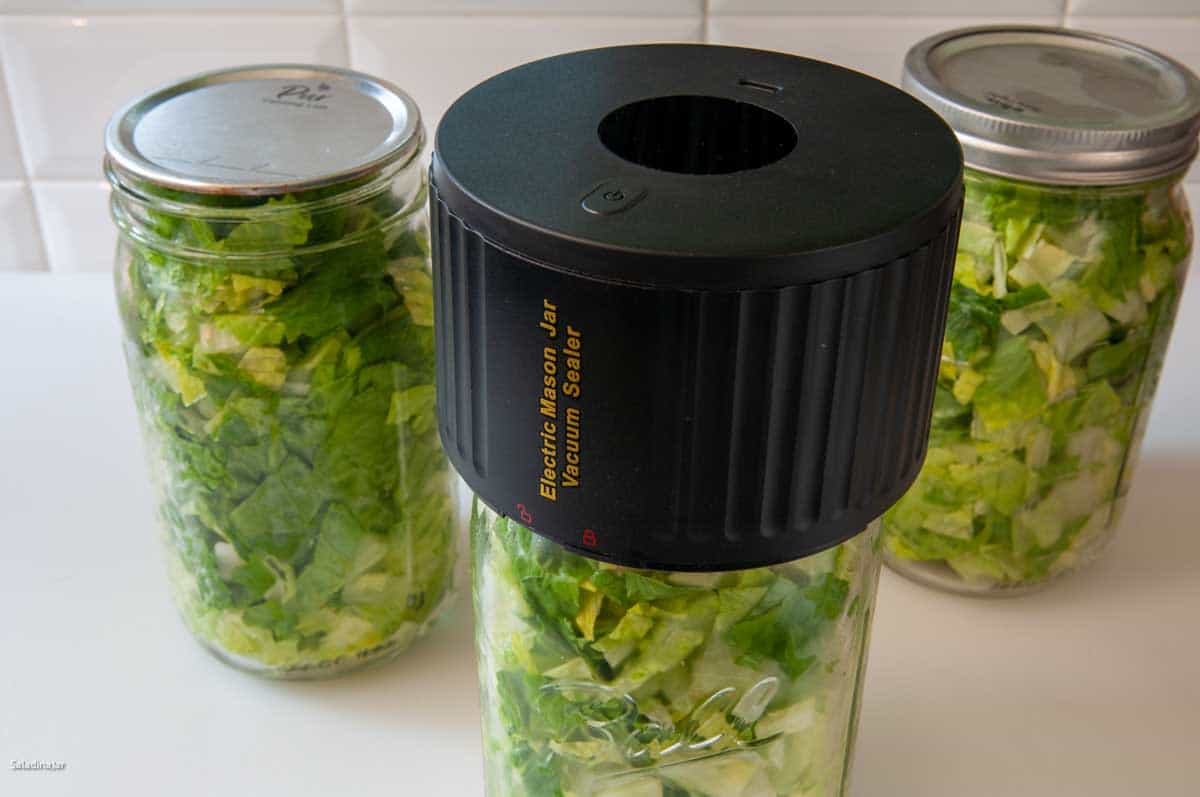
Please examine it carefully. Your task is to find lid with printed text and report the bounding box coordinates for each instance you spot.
[903,26,1200,185]
[104,64,423,195]
[430,44,965,569]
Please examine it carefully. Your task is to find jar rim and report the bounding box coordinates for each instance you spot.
[961,157,1195,189]
[108,155,426,261]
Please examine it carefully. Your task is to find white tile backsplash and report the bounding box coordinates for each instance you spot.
[0,15,347,182]
[31,181,113,274]
[347,0,702,14]
[708,15,1060,85]
[1067,15,1200,79]
[0,1,340,10]
[0,5,1195,272]
[0,181,46,271]
[710,0,1065,16]
[348,15,704,137]
[1069,0,1200,16]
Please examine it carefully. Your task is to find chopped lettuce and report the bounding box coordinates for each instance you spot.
[472,503,880,796]
[884,169,1190,589]
[117,178,456,674]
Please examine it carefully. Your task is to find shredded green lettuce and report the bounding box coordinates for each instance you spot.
[884,169,1190,589]
[472,503,880,796]
[117,178,456,673]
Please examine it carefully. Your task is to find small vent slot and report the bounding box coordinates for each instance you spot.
[738,78,783,94]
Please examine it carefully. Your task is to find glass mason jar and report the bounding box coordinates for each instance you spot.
[473,502,883,797]
[432,45,961,797]
[893,27,1200,594]
[107,66,457,676]
[883,170,1191,593]
[883,169,1190,590]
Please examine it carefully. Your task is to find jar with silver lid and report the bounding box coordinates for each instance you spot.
[106,65,458,676]
[889,27,1199,594]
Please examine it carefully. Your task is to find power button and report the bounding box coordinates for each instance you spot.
[581,180,647,216]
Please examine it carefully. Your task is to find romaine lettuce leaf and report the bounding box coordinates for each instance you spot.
[118,177,456,673]
[474,505,879,796]
[884,170,1190,589]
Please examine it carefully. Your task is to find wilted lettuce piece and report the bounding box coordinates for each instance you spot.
[884,170,1190,589]
[474,507,878,796]
[119,176,455,673]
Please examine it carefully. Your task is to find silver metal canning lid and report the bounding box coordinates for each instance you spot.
[903,26,1200,185]
[105,64,422,195]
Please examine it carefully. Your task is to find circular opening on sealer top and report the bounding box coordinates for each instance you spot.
[597,94,798,175]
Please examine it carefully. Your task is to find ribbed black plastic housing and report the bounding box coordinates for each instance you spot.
[431,44,963,570]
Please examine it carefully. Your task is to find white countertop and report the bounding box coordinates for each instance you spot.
[1,273,1198,797]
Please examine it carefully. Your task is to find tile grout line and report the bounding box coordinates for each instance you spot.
[24,182,58,273]
[0,27,36,186]
[330,10,703,19]
[0,9,344,18]
[32,188,56,271]
[0,9,710,19]
[340,0,355,68]
[0,24,51,271]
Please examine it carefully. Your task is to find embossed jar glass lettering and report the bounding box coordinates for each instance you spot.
[472,504,882,796]
[431,45,963,795]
